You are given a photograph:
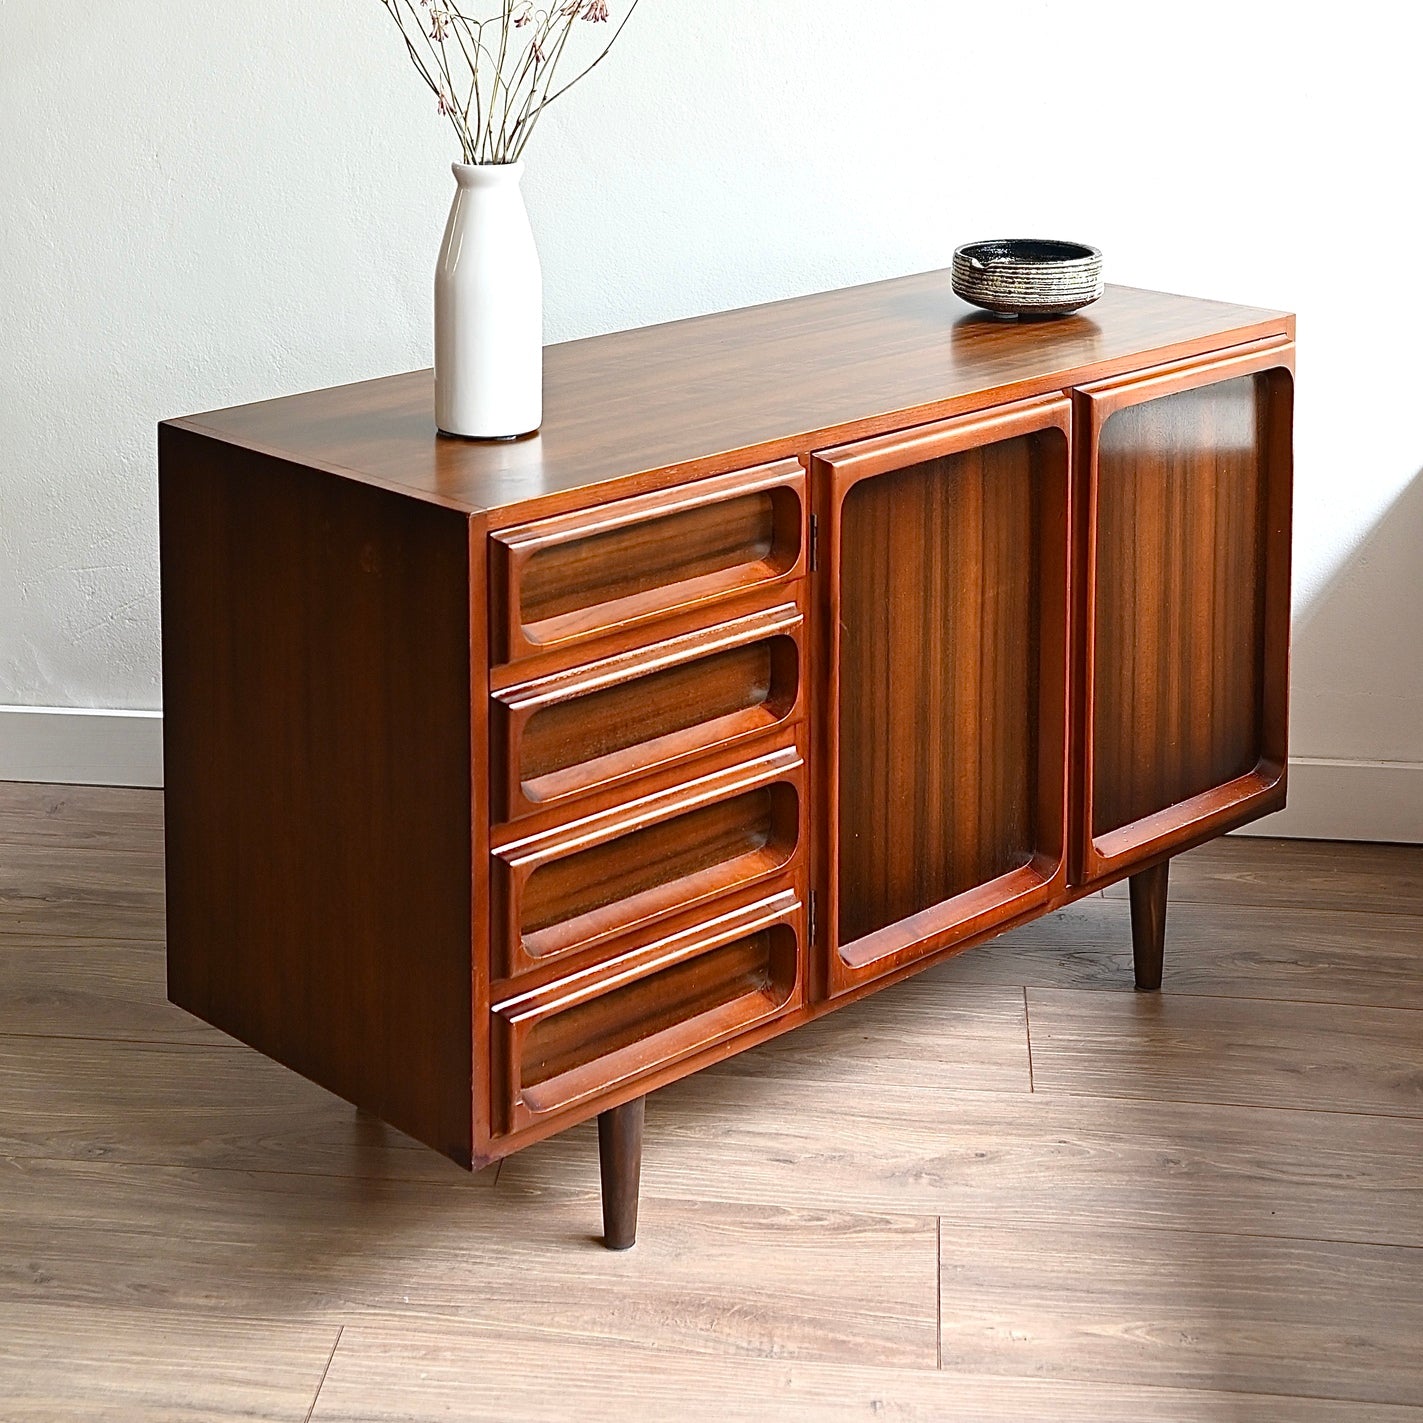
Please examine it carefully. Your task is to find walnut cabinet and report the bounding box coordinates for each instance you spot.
[160,276,1294,1248]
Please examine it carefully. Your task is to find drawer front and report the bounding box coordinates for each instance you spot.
[492,741,805,980]
[492,887,802,1131]
[491,461,806,663]
[491,602,804,820]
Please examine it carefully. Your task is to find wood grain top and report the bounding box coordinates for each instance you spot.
[167,271,1292,522]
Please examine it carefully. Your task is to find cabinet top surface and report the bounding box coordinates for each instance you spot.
[167,271,1292,521]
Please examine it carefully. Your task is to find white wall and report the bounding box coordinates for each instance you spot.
[2,1,1420,830]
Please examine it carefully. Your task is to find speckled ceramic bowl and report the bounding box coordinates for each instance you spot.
[952,239,1104,317]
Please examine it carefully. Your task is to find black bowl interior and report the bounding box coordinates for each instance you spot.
[958,239,1099,266]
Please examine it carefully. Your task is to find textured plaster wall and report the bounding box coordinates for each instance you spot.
[1,0,1419,769]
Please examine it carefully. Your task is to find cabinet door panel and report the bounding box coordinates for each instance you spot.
[816,397,1072,995]
[1076,343,1294,882]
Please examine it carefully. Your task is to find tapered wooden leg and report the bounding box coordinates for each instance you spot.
[1129,859,1169,991]
[597,1096,645,1251]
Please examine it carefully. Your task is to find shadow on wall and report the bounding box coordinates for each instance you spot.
[1290,469,1423,766]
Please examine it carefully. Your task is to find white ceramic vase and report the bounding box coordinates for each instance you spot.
[434,161,542,440]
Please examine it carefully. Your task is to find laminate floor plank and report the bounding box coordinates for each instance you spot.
[311,1323,1423,1423]
[0,1034,489,1184]
[17,1012,1422,1255]
[0,841,166,941]
[5,796,1423,1417]
[0,935,225,1042]
[1102,836,1423,915]
[0,781,164,850]
[1027,988,1423,1117]
[0,1302,336,1423]
[718,979,1031,1093]
[499,1073,1423,1249]
[936,895,1423,1008]
[940,1220,1423,1407]
[0,1158,938,1368]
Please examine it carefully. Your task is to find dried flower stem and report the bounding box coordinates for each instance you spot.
[376,0,642,165]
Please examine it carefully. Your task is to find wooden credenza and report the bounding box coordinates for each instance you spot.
[159,274,1294,1247]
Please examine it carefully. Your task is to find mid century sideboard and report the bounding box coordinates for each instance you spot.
[159,273,1294,1248]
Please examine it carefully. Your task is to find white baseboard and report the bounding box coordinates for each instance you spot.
[0,706,163,788]
[1,708,1419,842]
[1233,757,1423,844]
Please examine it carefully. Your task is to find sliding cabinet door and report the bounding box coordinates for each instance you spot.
[1074,342,1294,884]
[815,396,1072,997]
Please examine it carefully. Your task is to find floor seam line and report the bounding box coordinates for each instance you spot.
[931,1370,1423,1410]
[990,985,1423,1011]
[1027,985,1423,1016]
[1023,987,1035,1092]
[0,842,164,857]
[1102,895,1423,921]
[1024,1086,1423,1121]
[0,932,167,946]
[936,1216,943,1370]
[0,1032,246,1049]
[304,1324,343,1423]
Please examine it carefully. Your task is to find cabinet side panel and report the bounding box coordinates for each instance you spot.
[1091,375,1269,837]
[160,426,475,1166]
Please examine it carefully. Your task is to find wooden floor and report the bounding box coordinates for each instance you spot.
[2,783,1422,1421]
